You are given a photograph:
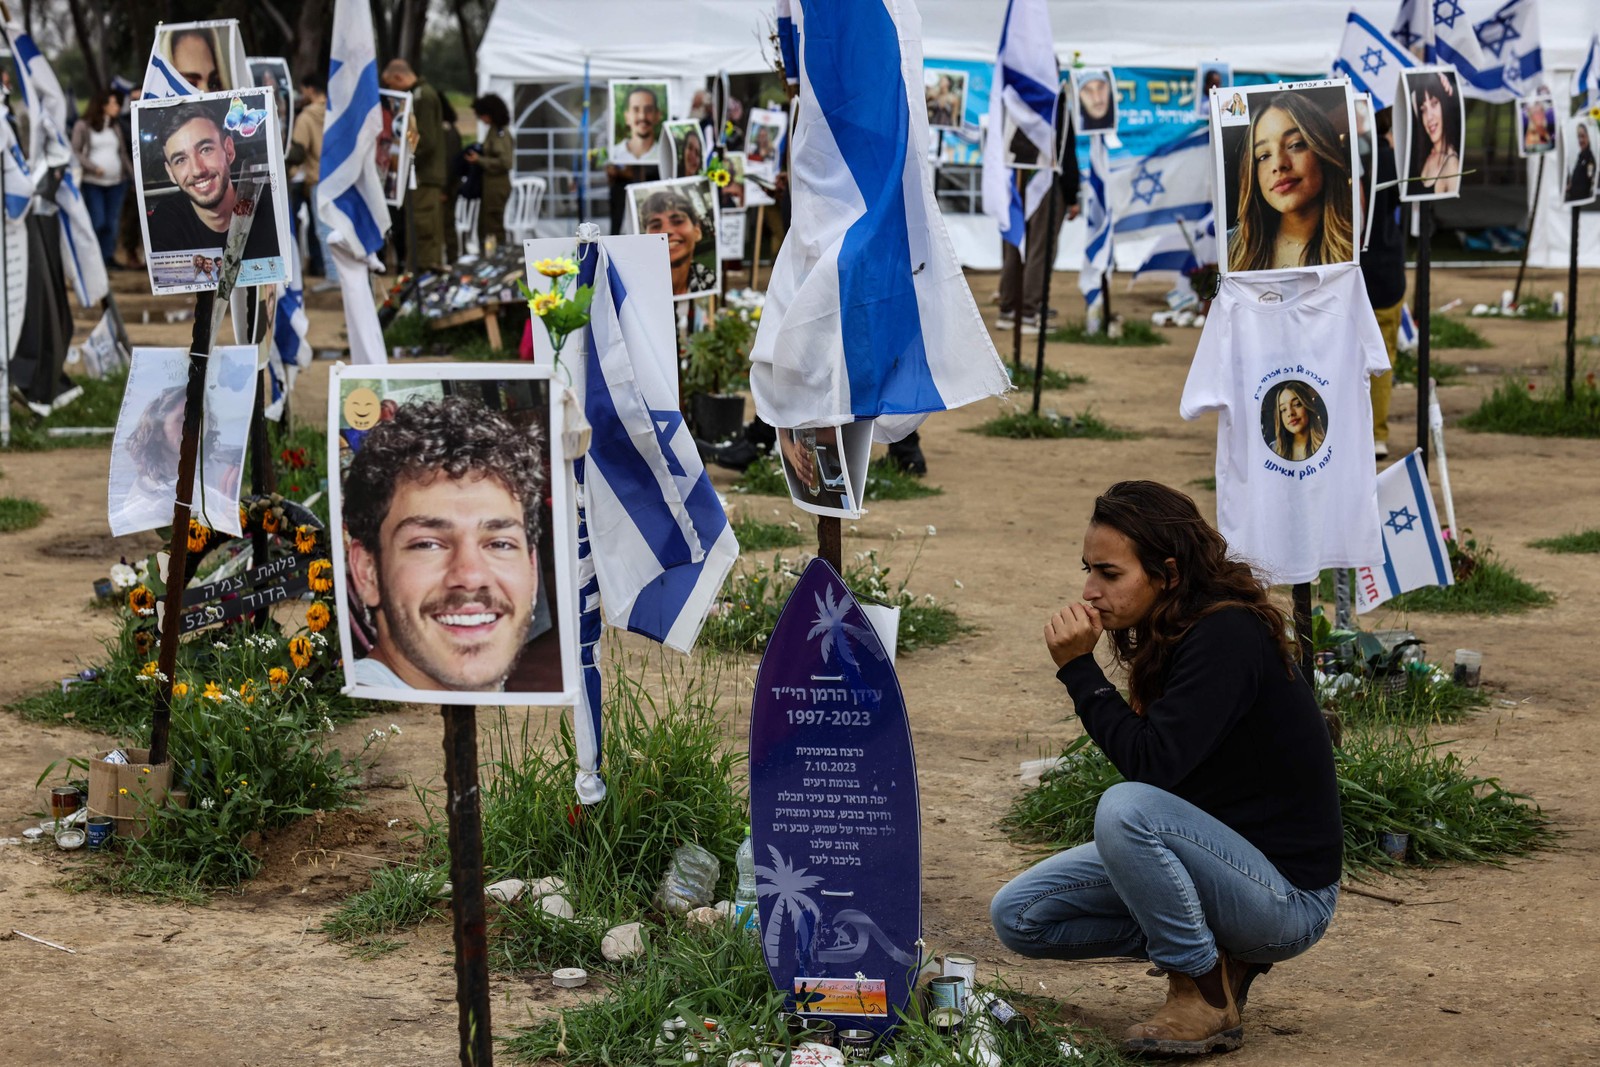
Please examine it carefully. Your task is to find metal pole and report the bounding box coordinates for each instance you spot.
[1567,206,1580,404]
[1292,581,1314,681]
[1511,155,1544,306]
[1414,202,1432,470]
[441,703,494,1067]
[1030,168,1061,418]
[579,57,590,224]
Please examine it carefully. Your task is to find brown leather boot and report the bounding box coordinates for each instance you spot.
[1123,953,1243,1055]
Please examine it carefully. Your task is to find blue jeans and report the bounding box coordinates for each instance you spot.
[991,782,1339,977]
[82,180,127,265]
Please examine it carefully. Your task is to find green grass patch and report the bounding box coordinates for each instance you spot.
[1385,549,1551,615]
[318,861,445,959]
[729,516,804,552]
[1320,667,1490,728]
[1049,320,1167,346]
[1429,316,1492,350]
[1530,529,1600,554]
[4,374,129,451]
[970,409,1138,440]
[1189,476,1216,492]
[860,456,942,501]
[731,453,790,496]
[1511,296,1565,321]
[1460,379,1600,438]
[0,496,47,532]
[1393,348,1465,385]
[1002,726,1552,875]
[1008,363,1089,392]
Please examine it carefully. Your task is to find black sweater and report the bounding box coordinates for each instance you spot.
[1057,608,1343,890]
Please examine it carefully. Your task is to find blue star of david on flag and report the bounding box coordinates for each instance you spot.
[1387,506,1419,535]
[1433,0,1465,30]
[1474,10,1521,58]
[1361,47,1388,76]
[1129,162,1165,207]
[650,409,689,478]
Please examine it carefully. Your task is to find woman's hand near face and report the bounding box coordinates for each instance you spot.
[1045,603,1104,668]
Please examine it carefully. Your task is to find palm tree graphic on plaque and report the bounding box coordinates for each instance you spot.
[756,845,823,969]
[807,584,883,667]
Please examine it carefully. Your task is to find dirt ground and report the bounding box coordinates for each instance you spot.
[1,266,1597,1065]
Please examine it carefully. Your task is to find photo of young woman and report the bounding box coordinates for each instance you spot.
[1400,68,1463,202]
[1216,82,1357,274]
[1260,380,1329,462]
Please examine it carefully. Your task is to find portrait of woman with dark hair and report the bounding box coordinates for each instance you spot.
[1262,380,1328,461]
[1227,90,1355,273]
[1405,70,1461,198]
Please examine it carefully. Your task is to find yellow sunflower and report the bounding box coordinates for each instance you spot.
[294,525,319,554]
[128,585,157,615]
[708,167,731,188]
[307,559,333,593]
[531,290,565,317]
[268,666,289,688]
[187,520,210,553]
[261,508,282,533]
[289,636,313,669]
[534,256,579,277]
[305,602,331,633]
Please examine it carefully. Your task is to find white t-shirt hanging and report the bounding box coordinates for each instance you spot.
[1181,263,1388,584]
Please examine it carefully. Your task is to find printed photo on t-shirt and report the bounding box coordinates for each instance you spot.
[1260,379,1330,463]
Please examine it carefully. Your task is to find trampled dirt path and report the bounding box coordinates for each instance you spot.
[0,267,1597,1064]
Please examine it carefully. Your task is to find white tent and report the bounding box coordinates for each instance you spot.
[478,0,1600,268]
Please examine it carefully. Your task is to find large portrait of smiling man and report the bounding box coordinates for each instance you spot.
[328,364,578,705]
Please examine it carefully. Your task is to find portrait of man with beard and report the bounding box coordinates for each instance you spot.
[339,390,566,696]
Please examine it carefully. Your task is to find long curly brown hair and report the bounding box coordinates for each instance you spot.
[1090,481,1295,712]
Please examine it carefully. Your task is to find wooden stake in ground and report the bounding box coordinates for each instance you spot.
[817,513,842,572]
[1031,167,1062,418]
[1413,202,1433,470]
[750,205,766,290]
[1511,155,1545,306]
[441,704,493,1067]
[1565,206,1579,403]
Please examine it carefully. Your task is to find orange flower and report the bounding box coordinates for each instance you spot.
[294,525,318,554]
[172,682,189,697]
[262,508,282,533]
[307,559,333,594]
[128,586,156,615]
[289,636,313,669]
[305,602,331,633]
[140,661,159,677]
[187,519,210,553]
[268,666,289,688]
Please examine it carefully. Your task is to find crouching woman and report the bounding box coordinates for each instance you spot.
[990,481,1341,1056]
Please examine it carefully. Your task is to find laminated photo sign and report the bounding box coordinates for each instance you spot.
[1395,65,1465,203]
[1212,78,1360,275]
[142,19,250,98]
[626,176,722,301]
[327,363,579,706]
[610,80,669,167]
[775,420,874,521]
[749,558,921,1037]
[378,89,414,207]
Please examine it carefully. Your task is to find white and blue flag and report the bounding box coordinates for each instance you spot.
[981,0,1058,249]
[1414,0,1545,103]
[566,234,741,802]
[0,96,32,222]
[776,0,800,89]
[1398,303,1418,352]
[140,20,251,99]
[1356,448,1453,613]
[1333,9,1417,110]
[1079,136,1112,309]
[3,21,106,308]
[1135,211,1217,278]
[1574,33,1600,107]
[318,0,390,365]
[0,98,29,367]
[749,0,1009,443]
[1110,124,1211,249]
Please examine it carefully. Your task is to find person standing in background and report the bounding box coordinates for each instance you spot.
[468,93,514,251]
[997,86,1080,336]
[288,74,329,279]
[382,59,445,272]
[1361,109,1405,461]
[441,94,463,264]
[72,89,133,271]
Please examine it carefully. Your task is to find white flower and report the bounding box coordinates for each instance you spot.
[200,797,215,810]
[388,723,402,736]
[848,524,858,533]
[953,579,964,589]
[787,520,801,531]
[925,525,936,536]
[298,677,313,689]
[321,716,336,734]
[110,563,139,590]
[310,632,329,648]
[214,641,229,650]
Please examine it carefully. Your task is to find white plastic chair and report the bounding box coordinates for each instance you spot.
[504,175,547,245]
[454,197,481,258]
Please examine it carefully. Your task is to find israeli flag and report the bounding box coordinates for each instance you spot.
[749,0,1009,443]
[1574,33,1600,107]
[1391,0,1431,55]
[1398,304,1418,353]
[1079,136,1112,309]
[1111,125,1211,239]
[776,0,800,89]
[1333,9,1417,110]
[981,0,1058,248]
[1430,0,1545,103]
[565,235,741,801]
[1356,449,1454,613]
[140,21,251,99]
[319,0,389,260]
[0,97,33,221]
[4,21,107,308]
[1135,211,1216,278]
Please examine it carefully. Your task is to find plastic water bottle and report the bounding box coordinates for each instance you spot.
[733,827,758,931]
[654,842,720,916]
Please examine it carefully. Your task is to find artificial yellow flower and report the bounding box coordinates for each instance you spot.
[289,636,313,669]
[128,585,156,615]
[305,602,331,633]
[261,508,282,534]
[708,167,731,188]
[268,666,289,689]
[187,520,210,553]
[294,525,318,555]
[203,682,224,701]
[307,559,333,593]
[172,682,189,697]
[140,661,160,677]
[118,787,128,796]
[534,256,579,277]
[532,290,565,317]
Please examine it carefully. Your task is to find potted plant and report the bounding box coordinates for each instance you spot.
[683,309,755,443]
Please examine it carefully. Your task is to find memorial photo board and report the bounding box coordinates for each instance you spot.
[1561,111,1599,207]
[1073,67,1118,135]
[1212,78,1359,274]
[775,421,873,521]
[1196,62,1232,116]
[625,176,721,301]
[745,107,788,179]
[1518,94,1557,157]
[924,68,968,131]
[1396,66,1464,203]
[665,120,706,179]
[143,19,249,98]
[1352,93,1378,250]
[610,80,669,166]
[378,89,414,207]
[748,557,921,1038]
[327,363,578,706]
[247,56,294,151]
[131,88,291,294]
[108,345,256,538]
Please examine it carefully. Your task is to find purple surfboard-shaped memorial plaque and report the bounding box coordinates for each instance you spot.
[748,558,921,1036]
